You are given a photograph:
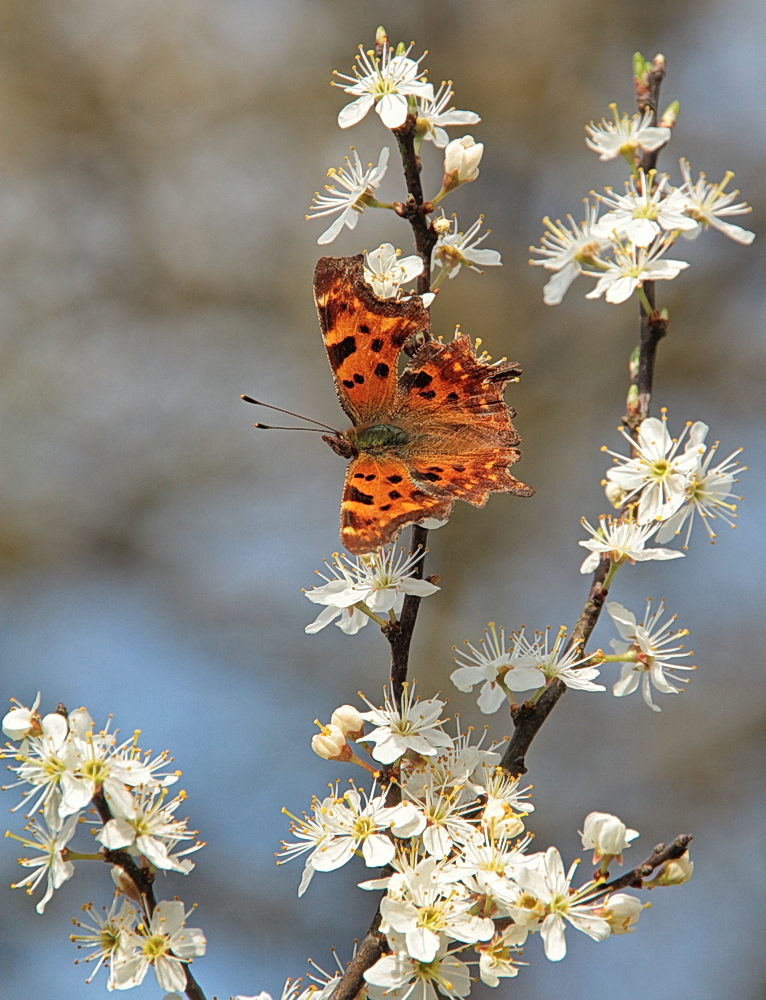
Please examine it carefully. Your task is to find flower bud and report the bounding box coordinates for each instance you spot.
[644,850,693,888]
[432,215,452,236]
[330,704,365,740]
[604,481,626,509]
[311,723,352,761]
[658,100,680,130]
[442,136,483,191]
[580,811,639,866]
[111,864,142,902]
[600,892,647,934]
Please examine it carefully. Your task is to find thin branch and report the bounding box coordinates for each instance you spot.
[494,834,693,934]
[392,115,438,296]
[595,833,692,893]
[500,556,611,776]
[329,911,386,1000]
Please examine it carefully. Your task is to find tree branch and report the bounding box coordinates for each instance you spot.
[328,910,386,1000]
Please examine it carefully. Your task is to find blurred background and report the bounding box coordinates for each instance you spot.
[0,1,763,998]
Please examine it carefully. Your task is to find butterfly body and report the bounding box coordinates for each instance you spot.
[315,254,533,554]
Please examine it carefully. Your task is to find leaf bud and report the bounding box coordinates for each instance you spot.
[658,100,680,130]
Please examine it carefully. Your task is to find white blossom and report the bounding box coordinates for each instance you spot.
[311,783,399,872]
[679,159,755,244]
[97,785,202,874]
[593,171,697,247]
[656,441,744,547]
[305,547,439,635]
[579,515,685,574]
[416,82,480,147]
[364,932,472,1000]
[334,43,433,130]
[607,600,695,712]
[529,204,611,305]
[580,811,639,866]
[70,897,139,986]
[450,623,544,715]
[364,243,424,298]
[8,812,78,914]
[307,147,390,245]
[110,900,206,993]
[585,241,689,305]
[511,847,611,961]
[379,857,494,962]
[585,106,670,162]
[512,626,605,693]
[477,925,528,987]
[432,215,501,279]
[359,683,452,765]
[603,413,708,524]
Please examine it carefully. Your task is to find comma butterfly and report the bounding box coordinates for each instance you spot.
[315,253,534,554]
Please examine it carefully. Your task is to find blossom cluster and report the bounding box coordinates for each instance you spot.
[274,685,691,998]
[530,102,754,307]
[305,28,501,302]
[1,696,205,991]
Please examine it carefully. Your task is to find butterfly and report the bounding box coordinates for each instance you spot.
[314,253,534,554]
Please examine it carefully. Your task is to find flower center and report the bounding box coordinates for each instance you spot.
[141,933,170,961]
[417,905,445,931]
[646,457,672,482]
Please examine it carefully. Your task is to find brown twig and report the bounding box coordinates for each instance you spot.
[500,555,611,776]
[596,834,692,894]
[92,789,208,1000]
[392,115,438,296]
[328,911,386,1000]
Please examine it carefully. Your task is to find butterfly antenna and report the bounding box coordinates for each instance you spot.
[253,422,327,433]
[240,395,338,432]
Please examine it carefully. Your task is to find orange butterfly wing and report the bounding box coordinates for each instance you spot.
[340,455,452,555]
[391,335,534,507]
[314,254,429,425]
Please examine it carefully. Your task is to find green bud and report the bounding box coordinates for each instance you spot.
[395,41,407,57]
[633,52,651,83]
[658,100,680,129]
[375,26,388,47]
[628,346,640,382]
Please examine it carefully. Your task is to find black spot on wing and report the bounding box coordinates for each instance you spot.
[328,336,357,369]
[413,371,433,388]
[354,373,365,384]
[359,324,370,334]
[374,362,390,379]
[343,379,354,388]
[387,475,403,484]
[446,392,459,402]
[371,339,384,352]
[419,390,436,400]
[347,486,374,505]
